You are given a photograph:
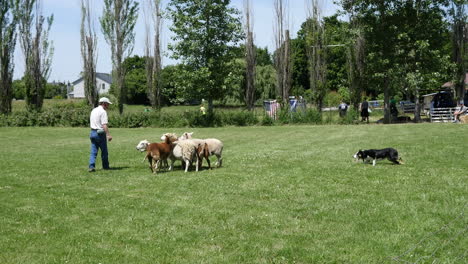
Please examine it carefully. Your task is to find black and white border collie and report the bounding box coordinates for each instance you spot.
[353,148,402,166]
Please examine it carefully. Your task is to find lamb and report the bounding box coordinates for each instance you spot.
[135,136,173,174]
[160,132,200,172]
[196,142,211,170]
[180,132,223,167]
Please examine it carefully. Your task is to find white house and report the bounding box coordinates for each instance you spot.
[68,73,112,99]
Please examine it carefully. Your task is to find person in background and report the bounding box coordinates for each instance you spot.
[453,101,468,123]
[200,103,206,115]
[360,98,369,123]
[338,101,348,117]
[390,98,399,120]
[88,97,113,172]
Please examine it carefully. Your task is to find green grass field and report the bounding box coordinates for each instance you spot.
[0,124,466,263]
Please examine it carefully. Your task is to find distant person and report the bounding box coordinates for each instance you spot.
[88,97,113,172]
[390,98,399,120]
[453,101,468,123]
[360,99,369,123]
[338,101,348,117]
[200,104,206,115]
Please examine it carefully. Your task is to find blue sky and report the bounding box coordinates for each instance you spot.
[13,0,340,82]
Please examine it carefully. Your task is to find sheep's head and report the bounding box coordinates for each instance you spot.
[161,133,178,142]
[180,132,194,140]
[136,140,150,152]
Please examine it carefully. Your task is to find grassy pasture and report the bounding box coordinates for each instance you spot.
[0,124,466,263]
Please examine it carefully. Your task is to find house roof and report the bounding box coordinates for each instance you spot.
[72,73,112,85]
[441,73,468,88]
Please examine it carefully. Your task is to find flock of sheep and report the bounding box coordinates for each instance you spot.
[136,132,223,173]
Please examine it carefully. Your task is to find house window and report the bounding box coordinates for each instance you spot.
[102,83,105,91]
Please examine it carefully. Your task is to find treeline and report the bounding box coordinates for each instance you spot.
[1,0,467,125]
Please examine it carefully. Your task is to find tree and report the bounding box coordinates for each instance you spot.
[100,0,139,114]
[81,0,98,107]
[273,0,292,105]
[396,1,453,122]
[450,0,468,101]
[144,0,163,109]
[12,79,25,99]
[0,0,19,114]
[243,0,256,110]
[338,0,452,123]
[122,55,148,104]
[306,0,328,111]
[18,0,54,112]
[168,0,244,114]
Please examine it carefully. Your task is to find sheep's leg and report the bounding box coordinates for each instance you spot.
[195,157,199,172]
[148,157,153,172]
[168,159,174,171]
[205,157,211,169]
[184,159,190,173]
[215,155,222,167]
[153,159,160,174]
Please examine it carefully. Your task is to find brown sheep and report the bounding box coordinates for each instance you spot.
[136,136,173,173]
[197,143,211,170]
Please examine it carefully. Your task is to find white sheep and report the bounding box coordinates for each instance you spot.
[180,132,224,167]
[160,132,199,172]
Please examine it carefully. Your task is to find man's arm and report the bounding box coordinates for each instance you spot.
[102,124,112,142]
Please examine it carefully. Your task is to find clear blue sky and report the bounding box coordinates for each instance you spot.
[13,0,340,83]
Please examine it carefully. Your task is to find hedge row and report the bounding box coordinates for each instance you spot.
[0,108,360,128]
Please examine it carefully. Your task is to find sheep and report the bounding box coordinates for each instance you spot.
[160,132,200,172]
[160,133,178,143]
[196,142,211,170]
[135,136,173,174]
[172,139,200,172]
[180,132,223,167]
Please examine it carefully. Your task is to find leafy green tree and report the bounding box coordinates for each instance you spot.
[256,65,277,100]
[100,0,139,114]
[12,79,25,99]
[167,0,244,113]
[338,0,451,123]
[122,55,148,104]
[45,81,67,99]
[256,47,273,66]
[160,64,183,105]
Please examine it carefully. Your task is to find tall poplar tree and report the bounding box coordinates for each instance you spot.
[81,0,98,107]
[100,0,139,114]
[244,0,256,110]
[0,0,19,114]
[144,0,163,109]
[18,0,54,112]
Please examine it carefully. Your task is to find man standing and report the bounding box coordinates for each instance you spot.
[360,98,369,123]
[88,97,113,172]
[338,101,348,117]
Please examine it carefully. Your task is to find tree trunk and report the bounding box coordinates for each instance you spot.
[413,88,421,122]
[383,77,390,124]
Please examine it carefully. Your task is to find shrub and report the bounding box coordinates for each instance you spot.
[221,111,258,126]
[260,114,275,126]
[338,108,359,125]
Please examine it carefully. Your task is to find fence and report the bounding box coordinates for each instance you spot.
[430,107,457,123]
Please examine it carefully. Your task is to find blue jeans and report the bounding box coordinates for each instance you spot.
[89,130,109,169]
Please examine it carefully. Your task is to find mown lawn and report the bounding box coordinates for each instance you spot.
[0,124,466,263]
